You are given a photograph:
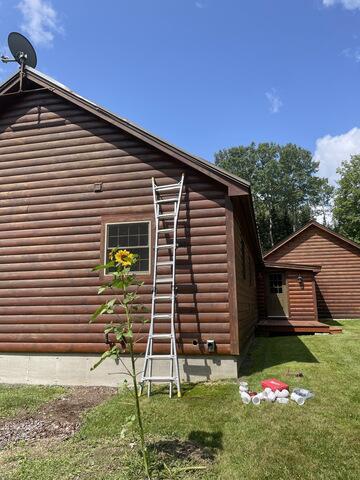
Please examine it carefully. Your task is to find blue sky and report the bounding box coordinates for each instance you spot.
[1,0,360,183]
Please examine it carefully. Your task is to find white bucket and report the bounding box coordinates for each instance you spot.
[293,388,314,399]
[291,392,305,405]
[252,394,262,405]
[240,391,251,404]
[277,389,289,398]
[257,391,267,400]
[267,391,276,402]
[276,397,289,404]
[239,381,249,393]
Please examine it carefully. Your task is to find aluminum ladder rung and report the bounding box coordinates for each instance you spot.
[150,333,172,338]
[155,183,181,192]
[156,197,178,204]
[154,295,173,301]
[148,354,174,359]
[143,376,176,382]
[156,277,173,284]
[140,173,184,398]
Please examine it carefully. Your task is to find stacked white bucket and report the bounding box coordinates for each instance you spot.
[239,382,305,405]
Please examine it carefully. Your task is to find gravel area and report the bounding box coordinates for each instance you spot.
[0,386,116,449]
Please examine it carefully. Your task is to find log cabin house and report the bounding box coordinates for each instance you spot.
[0,67,262,386]
[258,220,360,335]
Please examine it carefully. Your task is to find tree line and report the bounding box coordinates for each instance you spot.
[214,143,360,252]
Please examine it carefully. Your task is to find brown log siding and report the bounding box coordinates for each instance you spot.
[287,271,318,322]
[0,90,234,354]
[233,200,257,350]
[266,225,360,319]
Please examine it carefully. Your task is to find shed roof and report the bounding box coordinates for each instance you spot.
[264,261,321,273]
[264,219,360,259]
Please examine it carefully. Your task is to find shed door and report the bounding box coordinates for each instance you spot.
[266,272,288,317]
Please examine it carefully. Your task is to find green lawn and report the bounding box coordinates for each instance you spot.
[1,320,359,479]
[0,385,65,419]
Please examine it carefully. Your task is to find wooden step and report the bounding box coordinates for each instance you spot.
[256,318,331,334]
[329,326,343,334]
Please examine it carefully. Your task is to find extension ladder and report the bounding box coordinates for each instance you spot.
[140,174,184,398]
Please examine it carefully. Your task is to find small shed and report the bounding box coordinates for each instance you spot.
[261,220,360,331]
[256,261,332,334]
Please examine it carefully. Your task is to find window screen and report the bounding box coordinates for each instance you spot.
[269,273,283,294]
[106,222,150,273]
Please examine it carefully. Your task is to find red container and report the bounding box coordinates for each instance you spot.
[261,378,289,392]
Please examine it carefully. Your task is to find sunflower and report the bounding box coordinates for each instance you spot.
[114,249,136,267]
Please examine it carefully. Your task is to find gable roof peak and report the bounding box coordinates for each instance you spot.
[264,218,360,258]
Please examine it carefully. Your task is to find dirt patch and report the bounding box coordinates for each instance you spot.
[0,386,116,449]
[151,438,216,463]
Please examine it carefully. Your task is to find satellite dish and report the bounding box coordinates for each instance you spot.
[1,32,37,68]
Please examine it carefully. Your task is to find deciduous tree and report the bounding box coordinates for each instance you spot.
[333,155,360,243]
[215,142,334,251]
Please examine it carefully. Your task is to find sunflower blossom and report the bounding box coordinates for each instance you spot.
[114,249,136,267]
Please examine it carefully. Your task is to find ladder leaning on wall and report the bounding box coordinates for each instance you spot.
[140,173,185,398]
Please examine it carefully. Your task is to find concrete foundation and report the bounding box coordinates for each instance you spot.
[0,353,239,387]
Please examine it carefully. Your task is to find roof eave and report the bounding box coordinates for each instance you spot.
[1,67,251,195]
[264,260,321,273]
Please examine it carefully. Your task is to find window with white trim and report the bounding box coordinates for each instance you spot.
[105,221,150,273]
[269,272,283,294]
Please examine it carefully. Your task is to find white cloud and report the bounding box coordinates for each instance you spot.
[342,46,360,62]
[314,127,360,183]
[322,0,360,10]
[17,0,63,47]
[265,88,283,114]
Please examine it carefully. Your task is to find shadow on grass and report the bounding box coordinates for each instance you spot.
[321,319,343,326]
[148,431,222,468]
[240,335,319,376]
[188,430,223,451]
[144,383,198,397]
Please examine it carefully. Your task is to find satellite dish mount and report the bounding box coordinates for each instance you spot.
[1,32,37,89]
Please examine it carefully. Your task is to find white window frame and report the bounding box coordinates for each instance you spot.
[104,220,151,275]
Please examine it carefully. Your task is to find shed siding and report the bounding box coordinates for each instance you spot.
[0,90,232,354]
[266,226,360,319]
[287,271,317,322]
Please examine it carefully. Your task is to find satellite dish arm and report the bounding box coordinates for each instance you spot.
[1,55,17,64]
